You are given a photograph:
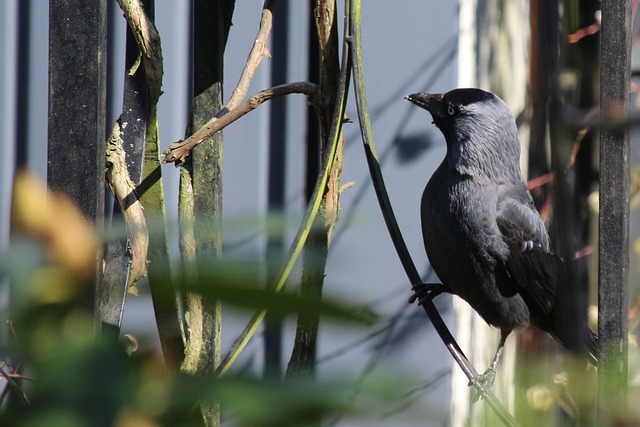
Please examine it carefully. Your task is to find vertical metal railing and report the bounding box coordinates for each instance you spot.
[48,0,108,314]
[598,0,631,423]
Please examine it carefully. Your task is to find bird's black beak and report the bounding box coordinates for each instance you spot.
[405,93,446,118]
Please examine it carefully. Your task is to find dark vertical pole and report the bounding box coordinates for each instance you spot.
[7,1,33,411]
[15,0,31,168]
[527,0,550,198]
[549,0,587,359]
[570,0,599,312]
[598,0,631,423]
[264,0,289,379]
[48,0,108,313]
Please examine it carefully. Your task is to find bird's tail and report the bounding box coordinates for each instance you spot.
[545,320,598,366]
[546,257,598,366]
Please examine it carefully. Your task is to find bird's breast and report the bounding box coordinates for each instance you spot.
[420,172,486,288]
[420,171,528,330]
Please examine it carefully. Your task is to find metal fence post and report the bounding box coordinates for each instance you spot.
[598,0,631,423]
[48,0,108,314]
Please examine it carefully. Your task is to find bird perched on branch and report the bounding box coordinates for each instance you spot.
[405,88,597,397]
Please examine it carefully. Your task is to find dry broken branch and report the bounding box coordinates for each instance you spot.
[105,120,149,293]
[163,82,318,165]
[162,0,279,166]
[116,0,163,103]
[227,0,275,109]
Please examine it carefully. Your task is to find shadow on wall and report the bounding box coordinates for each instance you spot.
[393,133,436,164]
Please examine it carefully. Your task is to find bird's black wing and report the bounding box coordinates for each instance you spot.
[496,188,598,364]
[495,188,558,316]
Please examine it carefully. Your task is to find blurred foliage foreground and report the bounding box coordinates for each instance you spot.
[3,174,640,426]
[0,172,404,427]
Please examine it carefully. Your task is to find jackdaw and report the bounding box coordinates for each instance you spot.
[405,88,597,395]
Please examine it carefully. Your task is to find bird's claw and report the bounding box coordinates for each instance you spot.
[408,283,444,305]
[468,368,496,402]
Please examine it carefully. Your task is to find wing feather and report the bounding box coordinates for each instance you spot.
[495,190,557,317]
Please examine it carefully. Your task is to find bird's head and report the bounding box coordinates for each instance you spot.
[406,88,521,179]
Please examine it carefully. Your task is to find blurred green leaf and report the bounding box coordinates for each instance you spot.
[179,261,376,324]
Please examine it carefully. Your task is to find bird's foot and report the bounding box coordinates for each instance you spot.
[468,367,496,402]
[408,282,446,305]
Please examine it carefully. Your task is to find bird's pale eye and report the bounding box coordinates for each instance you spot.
[447,105,456,116]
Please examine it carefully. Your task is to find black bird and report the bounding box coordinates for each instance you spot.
[406,88,597,395]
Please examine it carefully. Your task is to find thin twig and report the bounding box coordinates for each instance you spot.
[163,82,318,165]
[565,106,598,171]
[162,0,274,166]
[227,0,274,109]
[0,364,29,406]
